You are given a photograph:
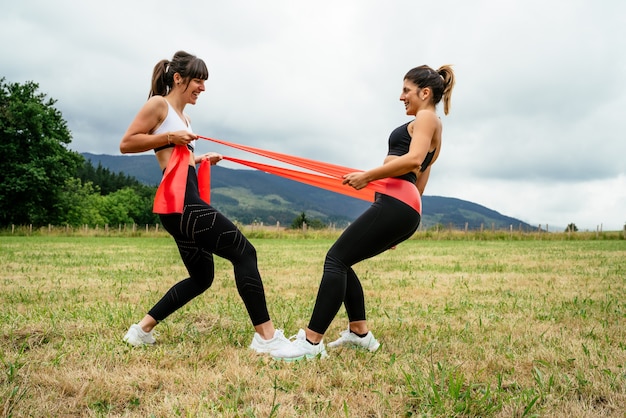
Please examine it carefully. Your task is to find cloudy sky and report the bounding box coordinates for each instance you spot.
[2,0,625,231]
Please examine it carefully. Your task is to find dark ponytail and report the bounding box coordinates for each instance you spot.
[148,51,209,98]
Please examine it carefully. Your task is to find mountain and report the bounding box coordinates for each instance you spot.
[82,152,536,230]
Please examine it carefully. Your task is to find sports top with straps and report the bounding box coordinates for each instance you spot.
[387,121,436,183]
[153,100,195,153]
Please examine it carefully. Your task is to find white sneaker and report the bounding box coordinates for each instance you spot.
[249,329,291,354]
[327,328,380,352]
[123,324,156,346]
[270,329,328,361]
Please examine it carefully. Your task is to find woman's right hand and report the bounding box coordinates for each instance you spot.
[168,130,198,147]
[342,171,370,190]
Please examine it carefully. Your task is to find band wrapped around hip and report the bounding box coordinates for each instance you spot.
[376,177,421,214]
[153,145,189,214]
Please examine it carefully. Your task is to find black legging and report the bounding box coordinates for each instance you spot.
[148,167,270,326]
[308,192,421,334]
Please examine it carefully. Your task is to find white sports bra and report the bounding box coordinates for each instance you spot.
[153,99,195,152]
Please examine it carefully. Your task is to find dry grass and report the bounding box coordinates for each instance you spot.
[0,235,624,417]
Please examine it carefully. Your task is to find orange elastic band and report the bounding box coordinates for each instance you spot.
[153,145,189,214]
[199,136,421,214]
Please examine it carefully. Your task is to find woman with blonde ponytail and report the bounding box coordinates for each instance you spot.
[272,65,456,361]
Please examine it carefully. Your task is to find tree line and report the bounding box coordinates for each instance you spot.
[0,77,159,228]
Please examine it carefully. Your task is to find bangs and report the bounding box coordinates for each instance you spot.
[188,59,209,80]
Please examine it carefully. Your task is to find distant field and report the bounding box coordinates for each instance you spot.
[1,235,624,417]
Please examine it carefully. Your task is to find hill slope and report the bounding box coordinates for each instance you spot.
[82,153,534,230]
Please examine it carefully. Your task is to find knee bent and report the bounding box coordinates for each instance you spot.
[323,253,348,277]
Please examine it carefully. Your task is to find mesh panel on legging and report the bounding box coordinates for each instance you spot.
[148,166,270,326]
[308,193,420,334]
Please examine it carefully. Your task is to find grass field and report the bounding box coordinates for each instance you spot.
[1,232,625,417]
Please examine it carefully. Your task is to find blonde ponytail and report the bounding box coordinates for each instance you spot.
[436,65,455,115]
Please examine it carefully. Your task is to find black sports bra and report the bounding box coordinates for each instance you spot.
[387,122,436,183]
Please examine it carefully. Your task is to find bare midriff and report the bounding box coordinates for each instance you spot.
[155,148,196,172]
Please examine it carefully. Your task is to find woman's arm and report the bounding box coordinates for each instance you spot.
[119,97,170,154]
[343,110,438,189]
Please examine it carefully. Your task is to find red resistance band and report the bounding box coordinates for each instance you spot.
[199,136,421,214]
[153,137,422,214]
[153,145,212,214]
[153,145,188,214]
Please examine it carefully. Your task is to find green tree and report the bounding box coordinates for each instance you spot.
[290,211,325,230]
[54,178,106,226]
[291,212,308,229]
[76,158,159,225]
[0,78,83,226]
[565,223,578,232]
[129,184,160,225]
[77,159,147,195]
[100,187,143,225]
[55,178,158,227]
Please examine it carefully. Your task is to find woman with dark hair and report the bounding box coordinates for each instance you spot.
[272,64,456,361]
[120,51,290,353]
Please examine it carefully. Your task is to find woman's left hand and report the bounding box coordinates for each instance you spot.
[197,152,223,165]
